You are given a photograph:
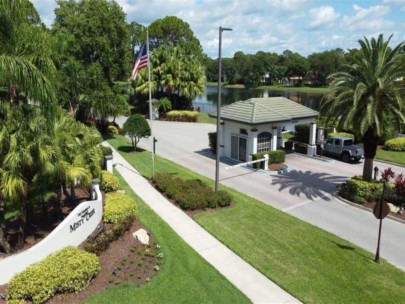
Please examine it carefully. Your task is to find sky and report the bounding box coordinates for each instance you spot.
[32,0,405,58]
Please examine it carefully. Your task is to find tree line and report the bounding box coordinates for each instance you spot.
[204,48,363,87]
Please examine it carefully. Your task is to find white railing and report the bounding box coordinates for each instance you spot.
[225,154,269,170]
[0,180,103,285]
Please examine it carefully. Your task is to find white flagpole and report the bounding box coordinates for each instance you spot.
[147,30,155,178]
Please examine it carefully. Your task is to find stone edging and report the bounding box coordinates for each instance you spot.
[335,194,405,225]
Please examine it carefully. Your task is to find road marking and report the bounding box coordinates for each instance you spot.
[282,192,332,212]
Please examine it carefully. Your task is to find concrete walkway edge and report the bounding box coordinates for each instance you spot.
[106,143,301,304]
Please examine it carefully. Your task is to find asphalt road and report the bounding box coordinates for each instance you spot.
[116,117,405,271]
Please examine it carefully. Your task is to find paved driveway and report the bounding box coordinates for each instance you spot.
[116,118,405,271]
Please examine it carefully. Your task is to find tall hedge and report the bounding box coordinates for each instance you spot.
[384,137,405,151]
[294,124,310,143]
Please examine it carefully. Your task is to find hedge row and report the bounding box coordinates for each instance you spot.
[294,142,308,154]
[328,132,354,139]
[153,173,232,210]
[7,247,100,304]
[104,192,138,224]
[251,150,285,169]
[101,170,120,193]
[384,137,405,151]
[165,110,198,122]
[338,176,383,204]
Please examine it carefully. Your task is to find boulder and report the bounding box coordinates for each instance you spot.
[133,229,149,245]
[387,203,401,214]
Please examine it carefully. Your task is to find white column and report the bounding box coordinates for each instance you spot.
[91,178,101,201]
[317,127,325,143]
[264,154,269,171]
[105,155,113,173]
[250,129,258,162]
[271,127,278,151]
[307,121,317,156]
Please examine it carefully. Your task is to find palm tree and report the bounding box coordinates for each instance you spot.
[0,0,56,107]
[321,34,405,181]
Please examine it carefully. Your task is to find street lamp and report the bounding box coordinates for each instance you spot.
[215,26,232,192]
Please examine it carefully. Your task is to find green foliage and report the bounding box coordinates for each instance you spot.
[107,125,119,135]
[100,145,113,157]
[153,173,232,210]
[294,124,310,143]
[7,246,100,304]
[208,132,217,153]
[85,215,134,255]
[339,176,383,204]
[328,132,354,139]
[294,142,308,154]
[165,110,198,122]
[104,192,137,223]
[101,171,120,193]
[251,150,285,169]
[156,97,172,114]
[284,141,294,150]
[384,137,405,151]
[122,114,151,150]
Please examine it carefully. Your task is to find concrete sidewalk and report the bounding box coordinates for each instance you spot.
[107,143,301,304]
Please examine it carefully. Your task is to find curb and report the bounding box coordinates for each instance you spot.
[374,158,405,169]
[335,194,405,225]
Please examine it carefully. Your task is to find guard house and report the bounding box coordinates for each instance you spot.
[210,97,319,162]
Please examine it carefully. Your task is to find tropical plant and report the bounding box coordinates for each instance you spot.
[123,114,151,150]
[321,34,405,181]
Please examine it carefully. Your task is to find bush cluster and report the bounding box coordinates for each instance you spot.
[100,145,113,157]
[208,132,217,153]
[153,173,232,210]
[85,215,134,255]
[7,246,100,304]
[104,192,137,223]
[101,170,120,193]
[384,137,405,151]
[251,150,285,169]
[165,111,198,122]
[328,132,354,139]
[339,176,383,204]
[107,125,119,135]
[294,142,308,154]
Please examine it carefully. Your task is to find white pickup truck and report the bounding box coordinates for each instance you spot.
[321,136,364,162]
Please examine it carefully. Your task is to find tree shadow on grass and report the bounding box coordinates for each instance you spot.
[331,240,374,261]
[271,170,347,201]
[117,146,146,153]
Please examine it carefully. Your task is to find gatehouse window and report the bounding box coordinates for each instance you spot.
[257,132,271,153]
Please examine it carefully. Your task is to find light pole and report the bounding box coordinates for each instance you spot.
[215,26,232,192]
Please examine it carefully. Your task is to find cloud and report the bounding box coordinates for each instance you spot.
[342,4,393,32]
[307,6,339,29]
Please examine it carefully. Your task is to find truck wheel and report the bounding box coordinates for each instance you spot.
[354,156,361,163]
[342,152,350,163]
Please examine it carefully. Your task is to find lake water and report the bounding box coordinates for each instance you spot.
[192,86,324,113]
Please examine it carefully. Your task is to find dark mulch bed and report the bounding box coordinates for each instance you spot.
[0,220,161,303]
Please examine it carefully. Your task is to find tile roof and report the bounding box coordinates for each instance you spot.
[210,97,319,124]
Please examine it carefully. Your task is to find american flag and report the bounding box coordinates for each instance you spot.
[130,44,148,81]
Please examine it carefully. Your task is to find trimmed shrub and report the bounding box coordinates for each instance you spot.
[294,124,310,143]
[101,170,120,193]
[339,176,383,204]
[153,173,232,210]
[294,142,308,154]
[384,137,405,151]
[284,141,294,151]
[7,246,100,304]
[104,192,137,223]
[107,125,119,135]
[85,215,134,255]
[208,132,217,153]
[165,110,198,122]
[100,145,113,157]
[251,150,285,169]
[328,132,354,140]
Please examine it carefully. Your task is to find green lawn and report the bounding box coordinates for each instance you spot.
[376,149,405,166]
[85,171,249,304]
[197,112,216,124]
[256,85,330,94]
[107,134,405,304]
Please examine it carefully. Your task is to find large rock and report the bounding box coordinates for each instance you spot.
[133,229,149,245]
[387,203,401,214]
